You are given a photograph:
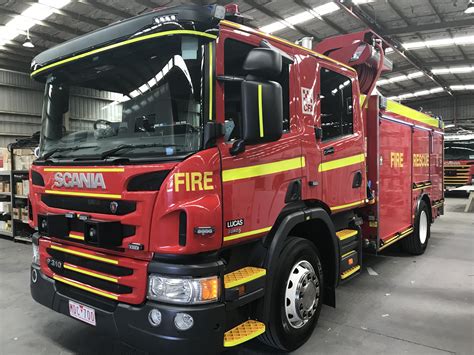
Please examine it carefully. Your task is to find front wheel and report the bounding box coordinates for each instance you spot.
[259,237,324,351]
[402,200,430,255]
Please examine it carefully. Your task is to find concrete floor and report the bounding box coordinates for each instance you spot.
[0,197,473,355]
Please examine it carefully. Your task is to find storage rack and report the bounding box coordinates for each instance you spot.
[0,146,35,243]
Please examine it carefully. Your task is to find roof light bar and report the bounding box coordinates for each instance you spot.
[259,2,339,34]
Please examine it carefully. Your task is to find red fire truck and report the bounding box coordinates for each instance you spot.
[444,128,474,191]
[29,4,444,354]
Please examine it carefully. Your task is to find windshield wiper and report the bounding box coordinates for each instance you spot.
[41,145,99,159]
[99,143,179,159]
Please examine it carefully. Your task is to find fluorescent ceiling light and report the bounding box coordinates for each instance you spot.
[402,35,474,50]
[465,0,474,14]
[450,84,474,91]
[259,2,339,34]
[378,66,474,86]
[0,0,70,49]
[387,87,445,101]
[259,21,287,34]
[286,11,315,25]
[352,0,375,4]
[313,2,340,16]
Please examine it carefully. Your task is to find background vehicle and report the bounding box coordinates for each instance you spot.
[444,127,474,192]
[29,4,443,354]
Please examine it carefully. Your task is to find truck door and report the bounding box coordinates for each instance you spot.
[216,34,301,247]
[318,66,366,212]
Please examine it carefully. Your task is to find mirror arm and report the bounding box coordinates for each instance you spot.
[315,127,323,140]
[217,75,244,82]
[229,139,246,156]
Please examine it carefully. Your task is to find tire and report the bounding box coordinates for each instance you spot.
[259,237,324,351]
[401,200,430,255]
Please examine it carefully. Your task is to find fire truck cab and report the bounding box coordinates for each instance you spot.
[29,4,444,354]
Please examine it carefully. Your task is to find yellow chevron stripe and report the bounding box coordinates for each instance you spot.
[43,168,124,172]
[53,275,118,300]
[224,226,272,242]
[319,153,365,172]
[50,245,118,265]
[222,157,305,182]
[64,263,118,283]
[45,190,122,199]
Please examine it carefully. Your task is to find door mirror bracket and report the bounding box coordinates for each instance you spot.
[229,139,246,156]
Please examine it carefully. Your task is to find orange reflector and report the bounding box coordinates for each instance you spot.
[200,277,219,301]
[348,258,354,265]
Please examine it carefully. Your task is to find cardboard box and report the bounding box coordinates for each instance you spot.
[0,202,11,213]
[0,148,10,171]
[22,180,30,196]
[13,148,35,170]
[16,182,23,196]
[21,208,29,222]
[0,182,10,193]
[12,207,20,220]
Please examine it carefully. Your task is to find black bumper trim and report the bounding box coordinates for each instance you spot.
[30,265,226,354]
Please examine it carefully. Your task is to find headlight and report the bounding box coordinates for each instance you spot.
[32,243,40,265]
[147,274,219,304]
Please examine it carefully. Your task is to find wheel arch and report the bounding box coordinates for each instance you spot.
[260,206,339,324]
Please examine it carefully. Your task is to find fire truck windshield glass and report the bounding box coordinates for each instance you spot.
[39,34,213,161]
[444,140,474,160]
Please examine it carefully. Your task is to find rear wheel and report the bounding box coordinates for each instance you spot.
[259,237,323,351]
[402,200,430,255]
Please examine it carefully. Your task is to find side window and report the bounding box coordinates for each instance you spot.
[320,68,353,141]
[223,39,290,141]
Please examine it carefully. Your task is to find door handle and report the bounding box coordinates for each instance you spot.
[323,147,335,156]
[352,171,363,188]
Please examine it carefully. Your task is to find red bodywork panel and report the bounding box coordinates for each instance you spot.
[29,21,444,305]
[361,95,443,247]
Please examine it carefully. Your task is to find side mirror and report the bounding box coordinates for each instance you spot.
[243,48,282,79]
[241,79,283,145]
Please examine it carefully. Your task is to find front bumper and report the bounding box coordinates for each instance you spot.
[30,264,226,354]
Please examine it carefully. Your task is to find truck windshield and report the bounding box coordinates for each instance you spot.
[444,140,474,160]
[38,34,213,161]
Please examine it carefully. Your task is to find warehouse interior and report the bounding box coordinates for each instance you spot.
[0,1,473,354]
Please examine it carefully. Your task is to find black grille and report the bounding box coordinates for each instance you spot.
[56,283,117,312]
[41,195,136,215]
[127,170,171,191]
[31,171,45,186]
[47,247,133,276]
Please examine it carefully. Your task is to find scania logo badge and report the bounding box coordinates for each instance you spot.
[110,201,118,214]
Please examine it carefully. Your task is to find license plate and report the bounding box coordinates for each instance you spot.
[68,300,96,326]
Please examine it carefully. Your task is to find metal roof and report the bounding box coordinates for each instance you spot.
[0,0,473,102]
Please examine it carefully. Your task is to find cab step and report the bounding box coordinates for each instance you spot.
[336,229,358,241]
[337,229,360,255]
[224,320,265,347]
[224,267,266,289]
[341,265,361,280]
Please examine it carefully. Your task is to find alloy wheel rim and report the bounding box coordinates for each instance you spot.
[419,210,428,244]
[284,260,320,329]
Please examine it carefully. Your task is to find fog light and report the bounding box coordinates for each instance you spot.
[148,309,162,327]
[31,269,38,283]
[174,312,194,331]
